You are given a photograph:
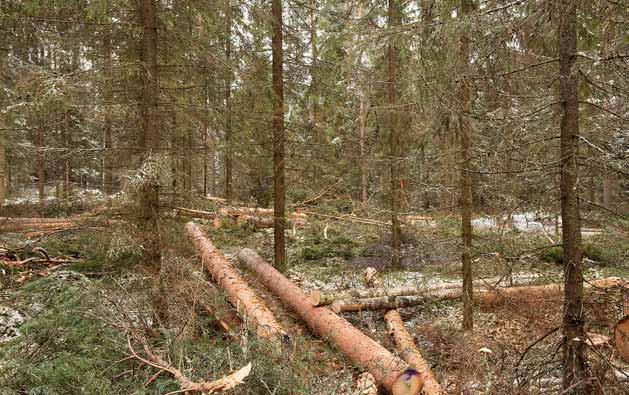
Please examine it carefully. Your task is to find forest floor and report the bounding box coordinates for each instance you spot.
[0,200,628,394]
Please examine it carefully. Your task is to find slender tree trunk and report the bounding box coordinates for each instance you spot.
[139,0,164,320]
[558,2,587,393]
[388,0,402,269]
[103,0,114,195]
[271,0,286,270]
[224,0,233,202]
[459,0,475,331]
[0,132,5,204]
[359,99,368,203]
[35,126,45,202]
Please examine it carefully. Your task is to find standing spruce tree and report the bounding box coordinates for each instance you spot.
[139,0,164,320]
[272,0,286,270]
[388,0,402,269]
[558,1,587,392]
[459,0,475,331]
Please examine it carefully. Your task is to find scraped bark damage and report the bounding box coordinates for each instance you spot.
[384,310,444,395]
[185,222,287,341]
[237,248,420,394]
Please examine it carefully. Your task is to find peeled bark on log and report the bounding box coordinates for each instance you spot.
[310,285,443,307]
[384,310,445,395]
[236,248,418,394]
[330,295,426,313]
[185,223,287,341]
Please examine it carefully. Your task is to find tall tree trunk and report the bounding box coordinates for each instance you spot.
[558,2,587,393]
[103,0,113,195]
[272,0,286,270]
[224,0,233,202]
[139,0,164,320]
[459,0,475,331]
[388,0,402,269]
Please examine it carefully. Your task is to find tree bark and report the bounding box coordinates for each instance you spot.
[186,223,287,341]
[359,99,368,203]
[37,128,45,202]
[236,248,418,394]
[388,0,402,269]
[0,131,5,204]
[309,285,444,307]
[330,295,426,313]
[558,2,587,392]
[102,0,114,195]
[459,0,475,331]
[139,0,163,321]
[224,0,233,202]
[271,0,286,270]
[384,310,445,395]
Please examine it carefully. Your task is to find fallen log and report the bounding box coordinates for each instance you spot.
[310,285,444,307]
[185,223,287,341]
[236,248,419,394]
[0,219,76,233]
[330,295,427,313]
[479,277,626,307]
[384,310,445,395]
[177,207,292,229]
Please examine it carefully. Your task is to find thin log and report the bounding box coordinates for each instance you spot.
[236,248,419,394]
[479,277,625,307]
[330,295,426,313]
[310,285,448,307]
[298,210,388,227]
[384,310,445,395]
[185,223,287,341]
[0,218,76,232]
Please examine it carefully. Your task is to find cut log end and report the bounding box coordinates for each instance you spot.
[391,368,423,395]
[308,290,322,307]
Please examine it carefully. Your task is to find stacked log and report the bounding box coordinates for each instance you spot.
[236,248,421,394]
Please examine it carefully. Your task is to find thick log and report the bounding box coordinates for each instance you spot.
[384,310,445,395]
[236,248,419,394]
[330,295,426,313]
[185,223,287,341]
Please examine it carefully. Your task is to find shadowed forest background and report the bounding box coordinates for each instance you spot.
[0,0,628,394]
